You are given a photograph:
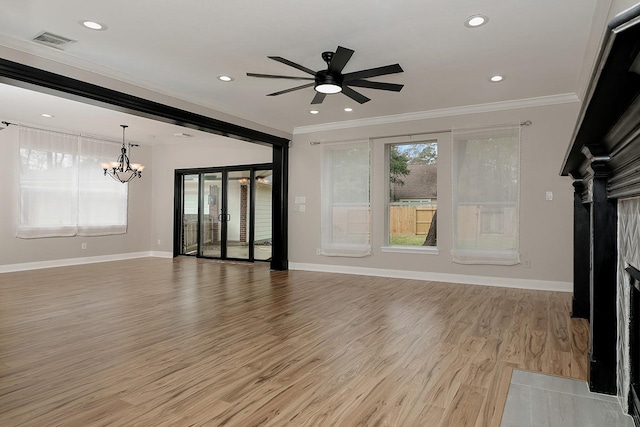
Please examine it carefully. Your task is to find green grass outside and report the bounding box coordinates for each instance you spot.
[389,234,428,246]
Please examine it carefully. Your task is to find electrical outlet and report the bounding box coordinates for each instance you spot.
[523,259,531,268]
[545,191,554,201]
[81,243,87,250]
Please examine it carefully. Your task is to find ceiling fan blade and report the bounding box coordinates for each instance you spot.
[328,46,354,73]
[343,64,404,81]
[268,56,317,76]
[267,82,314,96]
[247,73,314,81]
[346,80,404,92]
[341,86,370,104]
[311,92,326,104]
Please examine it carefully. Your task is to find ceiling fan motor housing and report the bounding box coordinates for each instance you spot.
[315,70,343,89]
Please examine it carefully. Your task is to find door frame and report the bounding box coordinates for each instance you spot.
[173,163,273,262]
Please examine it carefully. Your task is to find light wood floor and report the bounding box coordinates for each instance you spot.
[0,257,588,426]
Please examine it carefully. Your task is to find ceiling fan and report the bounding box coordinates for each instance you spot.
[246,46,404,104]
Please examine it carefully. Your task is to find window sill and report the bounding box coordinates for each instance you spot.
[380,245,439,255]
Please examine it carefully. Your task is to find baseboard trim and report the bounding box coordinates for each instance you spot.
[288,262,572,292]
[0,251,172,273]
[150,251,174,259]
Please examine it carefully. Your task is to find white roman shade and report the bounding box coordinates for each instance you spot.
[451,125,520,265]
[320,140,371,257]
[17,126,128,238]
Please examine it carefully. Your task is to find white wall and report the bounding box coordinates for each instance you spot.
[0,127,272,268]
[288,102,580,289]
[0,125,153,268]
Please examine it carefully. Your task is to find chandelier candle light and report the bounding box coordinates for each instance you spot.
[101,125,144,183]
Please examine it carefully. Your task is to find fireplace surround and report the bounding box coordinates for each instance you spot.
[562,4,640,422]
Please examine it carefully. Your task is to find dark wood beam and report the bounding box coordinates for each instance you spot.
[0,58,289,147]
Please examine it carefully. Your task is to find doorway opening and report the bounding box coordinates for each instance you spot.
[175,164,273,262]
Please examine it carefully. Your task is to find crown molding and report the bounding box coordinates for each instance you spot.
[293,93,581,135]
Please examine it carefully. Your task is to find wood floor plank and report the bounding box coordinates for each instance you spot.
[0,257,588,426]
[484,364,515,427]
[438,383,487,427]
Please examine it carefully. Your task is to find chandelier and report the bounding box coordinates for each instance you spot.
[101,125,144,183]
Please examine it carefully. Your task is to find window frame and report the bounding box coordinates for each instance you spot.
[381,138,440,255]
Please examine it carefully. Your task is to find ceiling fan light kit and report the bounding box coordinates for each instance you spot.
[247,46,404,105]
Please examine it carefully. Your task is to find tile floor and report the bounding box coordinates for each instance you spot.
[501,370,635,427]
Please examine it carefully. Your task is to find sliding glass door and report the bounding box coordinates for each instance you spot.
[254,169,273,261]
[176,164,272,262]
[200,172,223,258]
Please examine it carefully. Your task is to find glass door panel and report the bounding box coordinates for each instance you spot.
[175,165,272,262]
[254,170,273,261]
[181,174,199,255]
[200,172,222,258]
[226,170,251,260]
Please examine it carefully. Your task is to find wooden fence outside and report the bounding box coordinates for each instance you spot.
[390,205,437,235]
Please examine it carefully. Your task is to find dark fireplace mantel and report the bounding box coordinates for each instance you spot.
[561,4,640,398]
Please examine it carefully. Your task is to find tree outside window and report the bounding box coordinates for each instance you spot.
[388,142,438,247]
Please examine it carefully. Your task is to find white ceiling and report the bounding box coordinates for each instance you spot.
[0,0,602,139]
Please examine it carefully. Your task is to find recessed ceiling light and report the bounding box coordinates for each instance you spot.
[309,110,319,115]
[465,14,488,28]
[218,75,234,82]
[490,75,504,82]
[344,107,353,112]
[41,113,54,118]
[80,20,107,31]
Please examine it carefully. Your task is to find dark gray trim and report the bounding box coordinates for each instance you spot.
[608,4,640,31]
[572,180,590,319]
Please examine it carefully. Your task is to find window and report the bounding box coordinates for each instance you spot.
[387,141,438,248]
[320,140,370,257]
[17,127,128,238]
[451,125,520,264]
